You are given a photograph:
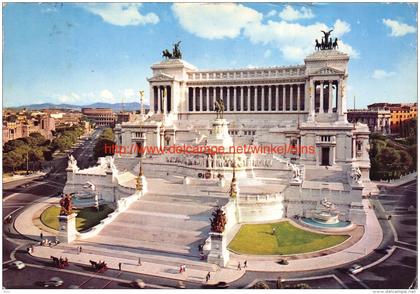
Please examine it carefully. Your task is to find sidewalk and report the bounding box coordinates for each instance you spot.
[374,172,417,188]
[3,172,46,184]
[16,197,382,283]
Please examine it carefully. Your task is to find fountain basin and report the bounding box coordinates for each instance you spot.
[300,217,352,229]
[312,211,339,224]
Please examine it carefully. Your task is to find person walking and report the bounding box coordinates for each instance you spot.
[40,232,43,240]
[206,272,211,283]
[138,258,142,266]
[244,260,247,268]
[237,262,241,270]
[118,262,122,271]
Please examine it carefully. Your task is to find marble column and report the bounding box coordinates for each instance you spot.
[337,80,342,116]
[261,86,265,111]
[308,80,315,121]
[158,86,162,113]
[282,85,286,111]
[328,81,333,113]
[206,87,210,112]
[254,86,258,111]
[319,82,324,113]
[227,87,230,111]
[297,85,301,112]
[275,85,279,111]
[213,87,217,111]
[192,87,196,112]
[233,87,237,111]
[289,85,294,111]
[247,86,251,112]
[240,87,244,111]
[268,86,272,111]
[200,87,203,112]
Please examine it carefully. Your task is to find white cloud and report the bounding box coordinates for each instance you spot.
[81,3,159,26]
[266,10,277,18]
[372,69,396,79]
[244,19,358,61]
[171,4,357,62]
[99,89,116,102]
[383,19,416,37]
[333,19,351,37]
[171,3,262,39]
[57,93,82,103]
[279,5,314,21]
[264,49,272,58]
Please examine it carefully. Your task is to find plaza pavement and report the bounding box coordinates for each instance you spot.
[15,193,384,284]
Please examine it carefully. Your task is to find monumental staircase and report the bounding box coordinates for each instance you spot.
[78,177,229,272]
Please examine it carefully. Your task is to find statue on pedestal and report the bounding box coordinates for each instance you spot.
[59,194,73,216]
[214,97,224,119]
[67,155,78,171]
[350,166,362,184]
[210,207,227,233]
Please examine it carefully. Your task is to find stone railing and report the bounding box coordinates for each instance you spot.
[77,191,143,240]
[188,66,305,81]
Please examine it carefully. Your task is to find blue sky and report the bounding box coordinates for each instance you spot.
[3,2,418,108]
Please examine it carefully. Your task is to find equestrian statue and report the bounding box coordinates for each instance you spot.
[162,41,183,59]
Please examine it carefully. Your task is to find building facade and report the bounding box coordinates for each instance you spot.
[115,49,370,178]
[368,102,417,134]
[82,108,116,127]
[347,109,391,134]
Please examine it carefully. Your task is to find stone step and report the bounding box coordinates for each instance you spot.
[130,200,214,215]
[100,222,208,244]
[111,212,210,231]
[142,193,228,207]
[90,234,201,257]
[104,221,208,238]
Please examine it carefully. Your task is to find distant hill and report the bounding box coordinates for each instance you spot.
[9,102,148,111]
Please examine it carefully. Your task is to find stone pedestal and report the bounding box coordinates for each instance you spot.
[207,232,230,267]
[207,119,233,148]
[57,213,77,244]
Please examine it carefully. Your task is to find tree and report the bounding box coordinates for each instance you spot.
[377,147,400,180]
[28,132,47,146]
[3,138,27,153]
[398,150,413,175]
[3,151,24,173]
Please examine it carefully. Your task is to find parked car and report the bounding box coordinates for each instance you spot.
[202,281,229,289]
[9,261,25,270]
[43,277,63,288]
[348,264,363,274]
[130,279,145,289]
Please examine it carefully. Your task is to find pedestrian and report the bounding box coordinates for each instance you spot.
[118,262,122,271]
[80,246,82,253]
[244,260,247,268]
[206,272,211,283]
[40,232,43,240]
[179,265,183,273]
[237,262,241,270]
[138,257,142,266]
[182,264,186,272]
[272,228,276,235]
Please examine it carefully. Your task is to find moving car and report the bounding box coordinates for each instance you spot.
[9,261,25,270]
[43,277,63,288]
[348,264,363,274]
